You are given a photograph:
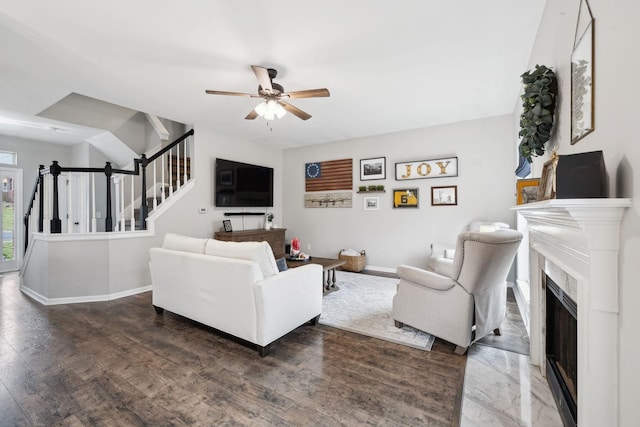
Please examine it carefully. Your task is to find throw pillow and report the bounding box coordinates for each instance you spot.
[275,257,288,272]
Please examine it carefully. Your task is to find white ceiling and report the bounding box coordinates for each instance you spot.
[0,0,546,149]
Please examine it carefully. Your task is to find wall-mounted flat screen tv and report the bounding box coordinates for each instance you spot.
[215,158,274,207]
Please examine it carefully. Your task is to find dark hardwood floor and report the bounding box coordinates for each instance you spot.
[0,271,466,426]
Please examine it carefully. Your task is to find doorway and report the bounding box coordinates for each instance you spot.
[1,168,21,272]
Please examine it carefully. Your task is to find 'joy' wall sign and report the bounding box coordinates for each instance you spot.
[395,157,458,181]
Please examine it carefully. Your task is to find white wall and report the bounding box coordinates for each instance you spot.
[283,115,516,270]
[0,135,71,211]
[151,123,284,245]
[524,0,640,424]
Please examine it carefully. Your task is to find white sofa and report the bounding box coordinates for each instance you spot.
[149,233,323,356]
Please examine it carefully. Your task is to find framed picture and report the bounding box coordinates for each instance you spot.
[363,196,379,211]
[538,158,558,201]
[571,0,594,144]
[393,188,419,208]
[360,157,386,181]
[395,157,458,181]
[431,185,457,206]
[516,178,541,204]
[222,219,233,232]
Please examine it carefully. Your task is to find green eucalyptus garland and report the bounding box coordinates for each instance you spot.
[518,65,558,162]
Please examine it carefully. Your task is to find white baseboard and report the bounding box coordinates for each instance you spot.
[513,279,531,337]
[363,265,397,274]
[20,285,152,306]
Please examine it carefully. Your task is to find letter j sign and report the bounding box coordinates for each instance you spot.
[394,157,458,181]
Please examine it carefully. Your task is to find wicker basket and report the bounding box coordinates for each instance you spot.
[338,249,366,272]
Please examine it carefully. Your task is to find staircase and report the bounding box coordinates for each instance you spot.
[122,155,191,231]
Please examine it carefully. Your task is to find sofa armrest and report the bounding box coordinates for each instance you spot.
[252,263,323,345]
[397,264,456,291]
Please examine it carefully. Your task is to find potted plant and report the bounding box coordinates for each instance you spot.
[518,64,558,162]
[265,212,274,230]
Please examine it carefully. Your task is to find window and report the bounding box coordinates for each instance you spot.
[0,151,17,166]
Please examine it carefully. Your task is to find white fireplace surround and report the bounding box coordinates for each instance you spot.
[514,199,631,427]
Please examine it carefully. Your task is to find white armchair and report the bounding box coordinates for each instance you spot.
[426,221,510,277]
[393,229,523,354]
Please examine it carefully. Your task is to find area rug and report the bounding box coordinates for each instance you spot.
[319,271,435,351]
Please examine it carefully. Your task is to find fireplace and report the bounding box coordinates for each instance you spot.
[545,275,577,427]
[514,199,630,427]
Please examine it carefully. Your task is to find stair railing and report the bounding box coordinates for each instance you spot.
[23,129,194,253]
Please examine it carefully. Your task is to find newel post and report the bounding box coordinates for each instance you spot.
[104,162,113,232]
[49,161,62,233]
[37,164,44,232]
[139,154,149,230]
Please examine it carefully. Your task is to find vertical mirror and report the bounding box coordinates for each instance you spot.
[571,0,594,144]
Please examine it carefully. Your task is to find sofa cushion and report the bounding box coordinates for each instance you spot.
[163,233,208,254]
[205,239,279,277]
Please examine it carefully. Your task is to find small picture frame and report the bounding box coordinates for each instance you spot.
[431,185,457,206]
[538,158,558,201]
[516,178,541,204]
[360,157,386,181]
[393,188,419,208]
[222,219,233,232]
[363,196,379,211]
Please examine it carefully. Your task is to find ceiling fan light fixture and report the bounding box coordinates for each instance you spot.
[255,100,286,120]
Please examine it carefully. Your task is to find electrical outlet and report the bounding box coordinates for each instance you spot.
[307,244,311,251]
[198,207,208,214]
[96,211,102,219]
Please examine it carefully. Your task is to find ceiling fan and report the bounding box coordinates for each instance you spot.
[205,65,330,121]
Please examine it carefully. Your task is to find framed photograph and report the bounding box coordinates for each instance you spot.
[538,158,557,201]
[516,178,541,204]
[360,157,386,181]
[393,188,419,208]
[363,196,379,211]
[395,157,458,181]
[222,219,233,232]
[431,185,457,206]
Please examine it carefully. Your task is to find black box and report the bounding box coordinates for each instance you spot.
[555,151,607,199]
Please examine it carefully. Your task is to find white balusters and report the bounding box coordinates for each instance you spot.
[43,174,51,234]
[67,173,74,233]
[161,153,166,203]
[168,149,173,197]
[91,173,97,233]
[183,140,188,184]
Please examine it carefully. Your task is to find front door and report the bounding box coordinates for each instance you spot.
[1,168,20,272]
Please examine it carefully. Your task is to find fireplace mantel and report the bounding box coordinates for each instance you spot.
[513,198,631,427]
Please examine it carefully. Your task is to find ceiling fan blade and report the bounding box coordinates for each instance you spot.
[284,88,330,99]
[205,90,256,97]
[279,101,311,120]
[251,65,273,94]
[245,109,259,120]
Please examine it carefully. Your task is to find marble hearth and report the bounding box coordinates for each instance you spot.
[514,199,630,427]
